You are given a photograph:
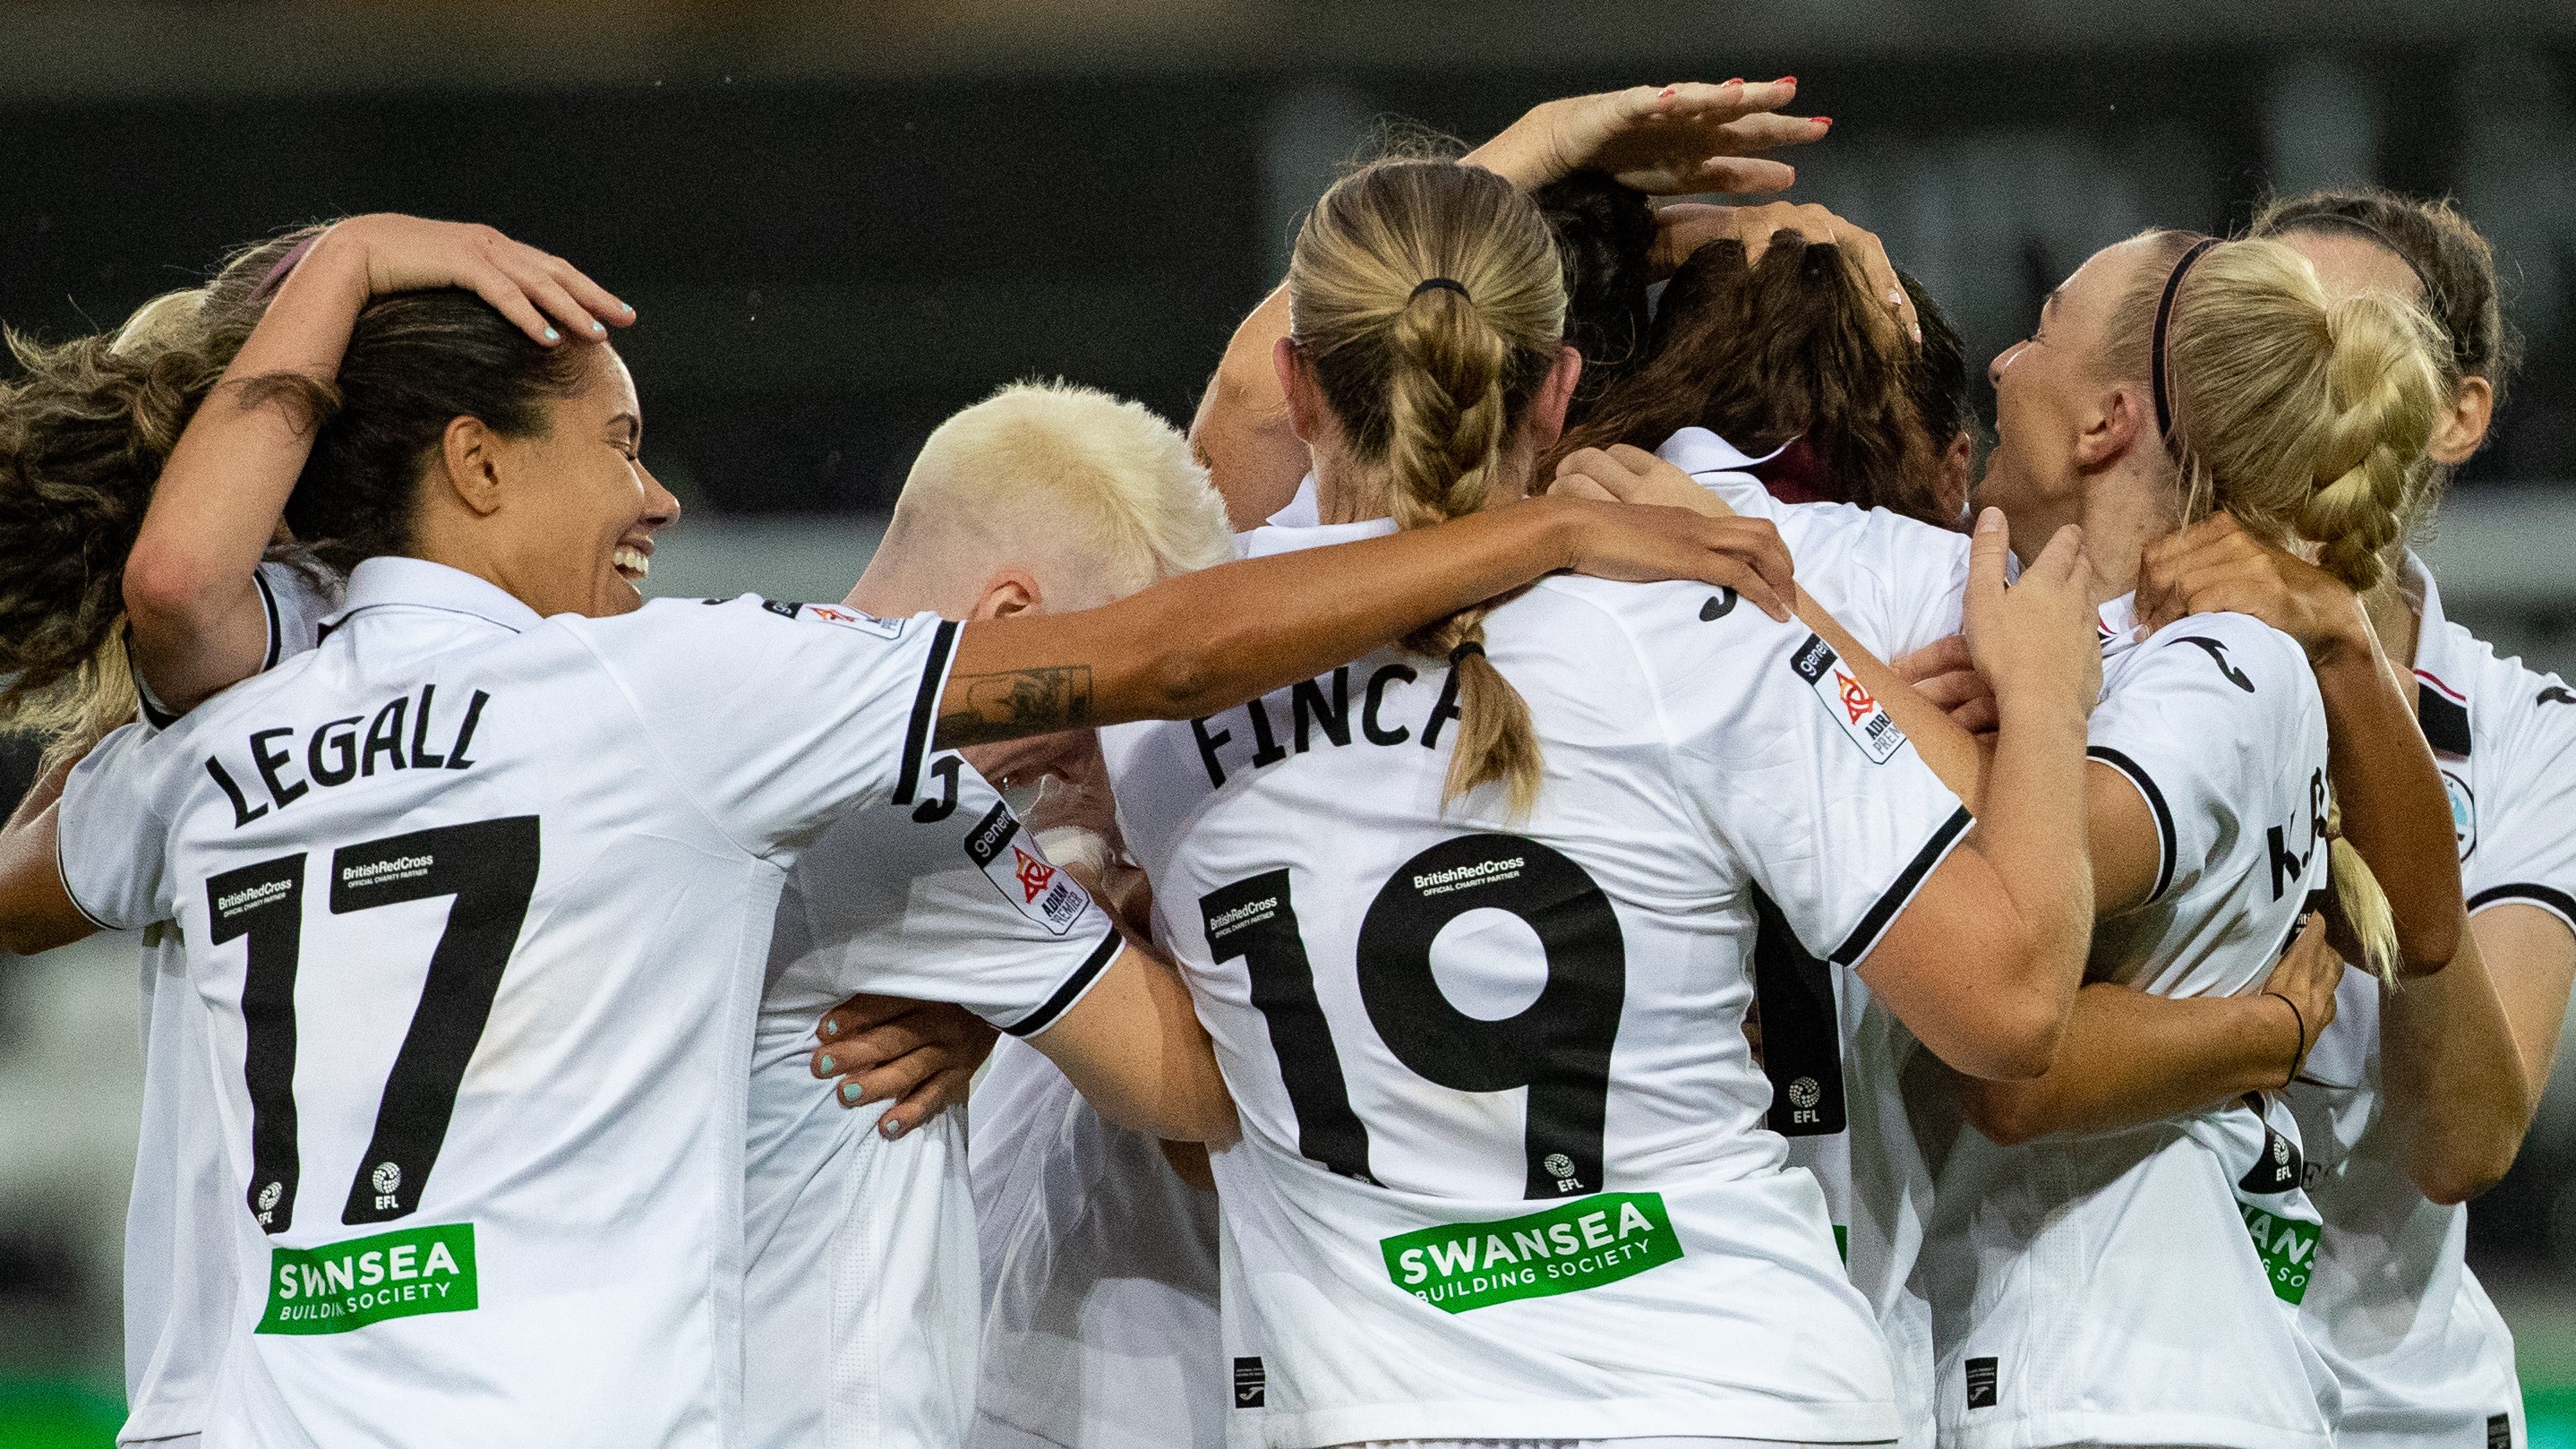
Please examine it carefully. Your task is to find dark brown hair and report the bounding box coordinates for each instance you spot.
[0,227,319,751]
[1550,234,1958,527]
[1531,169,1656,416]
[272,290,595,573]
[2252,187,2518,415]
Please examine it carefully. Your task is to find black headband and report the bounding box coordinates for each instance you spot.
[2150,236,2221,441]
[1410,277,1471,304]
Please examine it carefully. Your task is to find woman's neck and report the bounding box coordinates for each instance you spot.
[1314,456,1393,527]
[2363,559,2424,674]
[2074,461,2179,606]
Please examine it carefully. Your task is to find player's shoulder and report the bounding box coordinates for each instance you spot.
[572,595,932,654]
[2126,609,2314,700]
[1527,573,1797,657]
[2418,614,2576,760]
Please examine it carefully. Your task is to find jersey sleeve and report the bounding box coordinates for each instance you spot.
[792,756,1124,1036]
[56,721,175,931]
[2465,672,2576,934]
[1861,513,1971,662]
[2085,616,2315,907]
[586,596,961,856]
[1651,611,1971,967]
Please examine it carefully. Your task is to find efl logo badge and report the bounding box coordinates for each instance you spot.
[963,802,1091,936]
[1790,634,1906,764]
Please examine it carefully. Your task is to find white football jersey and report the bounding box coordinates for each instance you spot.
[747,767,1120,1449]
[970,1036,1225,1449]
[1921,597,2339,1449]
[1657,427,1973,1449]
[57,557,1116,1449]
[122,556,344,1447]
[1101,517,1972,1448]
[2287,558,2571,1449]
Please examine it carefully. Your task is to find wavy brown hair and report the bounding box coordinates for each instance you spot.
[1548,234,1960,527]
[0,227,321,765]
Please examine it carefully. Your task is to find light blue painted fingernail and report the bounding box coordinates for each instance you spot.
[591,320,606,333]
[620,302,635,313]
[543,326,561,342]
[817,1054,836,1076]
[882,1119,908,1140]
[839,1082,863,1105]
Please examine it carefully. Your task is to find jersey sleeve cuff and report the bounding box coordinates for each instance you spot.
[2468,882,2576,934]
[998,928,1123,1038]
[2087,745,2178,905]
[894,620,963,807]
[1829,804,1973,966]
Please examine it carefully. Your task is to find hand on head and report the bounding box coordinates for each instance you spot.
[1648,200,1918,342]
[1465,79,1823,197]
[320,214,634,348]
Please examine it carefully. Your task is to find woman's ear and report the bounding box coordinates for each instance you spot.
[1273,336,1329,446]
[437,416,506,517]
[2427,374,2495,467]
[969,567,1043,622]
[1523,344,1586,449]
[1937,430,1975,525]
[2072,384,2146,474]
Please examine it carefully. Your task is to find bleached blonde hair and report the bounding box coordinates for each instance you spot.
[895,380,1232,596]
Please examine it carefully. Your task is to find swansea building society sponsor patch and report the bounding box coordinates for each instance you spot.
[1790,634,1906,764]
[962,801,1092,936]
[260,1222,478,1334]
[1380,1191,1683,1313]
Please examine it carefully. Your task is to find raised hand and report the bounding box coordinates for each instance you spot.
[1962,508,2099,721]
[1463,80,1823,197]
[2135,513,2373,667]
[321,213,633,348]
[1651,199,1918,342]
[2256,913,2342,1086]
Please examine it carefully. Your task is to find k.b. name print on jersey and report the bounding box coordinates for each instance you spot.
[205,682,492,828]
[1381,1191,1683,1313]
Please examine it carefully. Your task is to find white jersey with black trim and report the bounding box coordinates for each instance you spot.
[1923,597,2339,1449]
[746,759,1121,1449]
[1100,517,1972,1448]
[123,556,346,1448]
[1657,426,1973,1449]
[56,556,1117,1449]
[969,1035,1226,1449]
[2288,558,2572,1449]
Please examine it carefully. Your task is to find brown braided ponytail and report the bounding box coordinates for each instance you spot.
[1287,160,1566,817]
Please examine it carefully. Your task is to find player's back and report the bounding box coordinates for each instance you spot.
[1102,519,1971,1445]
[61,559,953,1448]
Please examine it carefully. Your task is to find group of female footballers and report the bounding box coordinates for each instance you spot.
[0,70,2564,1449]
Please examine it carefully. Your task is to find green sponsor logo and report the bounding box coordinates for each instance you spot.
[259,1222,478,1335]
[1381,1191,1683,1314]
[2239,1202,2318,1306]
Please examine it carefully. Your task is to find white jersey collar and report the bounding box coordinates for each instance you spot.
[2097,592,2142,660]
[1654,425,1793,477]
[323,556,547,636]
[2399,550,2463,693]
[1268,474,1322,529]
[1237,514,1398,561]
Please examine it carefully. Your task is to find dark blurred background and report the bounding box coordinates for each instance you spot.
[2,1,2572,1439]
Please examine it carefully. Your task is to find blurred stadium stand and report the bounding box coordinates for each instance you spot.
[1,1,2572,1439]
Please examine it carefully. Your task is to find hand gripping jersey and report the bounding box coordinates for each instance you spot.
[123,556,344,1448]
[746,767,1121,1449]
[2288,557,2576,1449]
[1100,517,1972,1448]
[1658,427,1972,1449]
[970,1035,1226,1449]
[1921,598,2339,1449]
[57,557,1117,1449]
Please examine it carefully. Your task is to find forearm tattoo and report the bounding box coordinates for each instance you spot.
[935,665,1094,748]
